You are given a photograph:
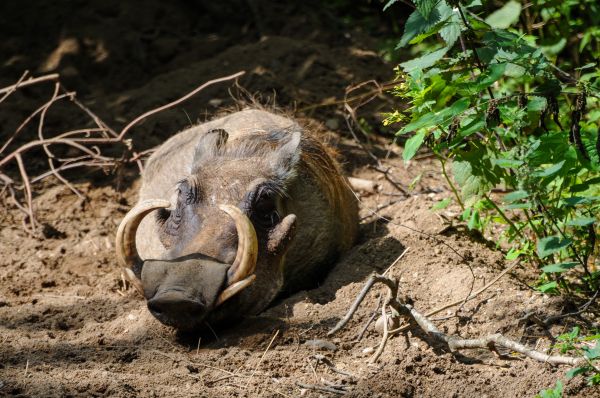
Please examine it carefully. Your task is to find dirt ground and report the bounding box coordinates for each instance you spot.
[0,1,597,397]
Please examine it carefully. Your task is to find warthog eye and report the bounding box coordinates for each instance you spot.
[251,190,280,229]
[159,183,190,236]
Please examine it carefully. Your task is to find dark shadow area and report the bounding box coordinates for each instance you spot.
[0,0,407,194]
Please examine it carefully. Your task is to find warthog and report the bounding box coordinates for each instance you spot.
[116,109,358,330]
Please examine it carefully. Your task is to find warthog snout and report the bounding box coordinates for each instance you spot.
[142,256,229,328]
[116,202,259,329]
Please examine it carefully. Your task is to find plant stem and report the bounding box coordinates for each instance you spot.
[523,209,542,239]
[537,199,593,281]
[484,194,525,240]
[437,154,464,211]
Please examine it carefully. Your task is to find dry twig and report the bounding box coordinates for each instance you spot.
[329,273,586,366]
[0,71,245,232]
[296,382,347,395]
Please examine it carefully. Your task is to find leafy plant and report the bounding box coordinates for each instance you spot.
[536,380,563,398]
[551,327,600,387]
[383,0,600,297]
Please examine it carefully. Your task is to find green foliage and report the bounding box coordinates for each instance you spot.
[552,327,600,386]
[385,2,600,388]
[384,0,600,298]
[536,380,563,398]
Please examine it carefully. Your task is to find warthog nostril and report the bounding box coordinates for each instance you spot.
[147,291,205,321]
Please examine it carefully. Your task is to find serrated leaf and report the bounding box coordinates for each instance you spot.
[398,1,454,48]
[537,281,558,293]
[527,96,547,113]
[576,62,597,71]
[505,247,523,260]
[532,160,566,177]
[541,262,579,273]
[467,209,481,230]
[563,196,600,206]
[440,8,461,48]
[567,216,595,227]
[503,190,529,203]
[537,236,572,258]
[459,117,485,137]
[472,63,507,91]
[452,161,487,206]
[400,97,470,133]
[485,1,522,29]
[415,0,438,19]
[584,341,600,360]
[403,131,426,161]
[409,27,444,45]
[398,9,439,48]
[503,202,533,210]
[400,46,450,72]
[566,367,588,379]
[504,63,526,77]
[431,197,452,210]
[492,158,523,168]
[541,37,567,57]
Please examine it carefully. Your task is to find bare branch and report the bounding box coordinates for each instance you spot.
[118,71,245,139]
[0,73,58,96]
[330,272,586,366]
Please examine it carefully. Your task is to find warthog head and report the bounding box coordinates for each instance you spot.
[115,116,356,331]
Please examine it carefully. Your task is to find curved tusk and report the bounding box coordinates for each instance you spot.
[216,274,256,306]
[219,204,258,285]
[115,199,171,283]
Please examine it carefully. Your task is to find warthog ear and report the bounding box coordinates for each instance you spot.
[192,128,229,167]
[268,130,301,180]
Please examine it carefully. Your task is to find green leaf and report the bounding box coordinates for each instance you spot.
[467,209,481,230]
[400,46,450,72]
[414,0,438,19]
[503,202,533,210]
[584,341,600,360]
[399,113,439,134]
[567,216,596,227]
[403,131,426,161]
[439,7,461,48]
[431,197,452,210]
[459,117,485,137]
[527,96,547,113]
[541,38,567,57]
[542,262,579,273]
[400,97,470,133]
[485,1,522,29]
[566,367,588,379]
[576,63,597,71]
[492,158,524,168]
[503,190,529,203]
[563,196,600,206]
[537,281,558,293]
[452,161,490,206]
[537,236,573,258]
[532,160,566,177]
[398,5,451,48]
[471,63,507,91]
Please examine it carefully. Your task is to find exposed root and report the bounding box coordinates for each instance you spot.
[296,382,348,395]
[330,273,586,366]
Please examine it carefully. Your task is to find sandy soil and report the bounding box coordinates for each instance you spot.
[0,1,596,397]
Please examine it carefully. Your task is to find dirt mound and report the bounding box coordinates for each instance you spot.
[0,1,594,397]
